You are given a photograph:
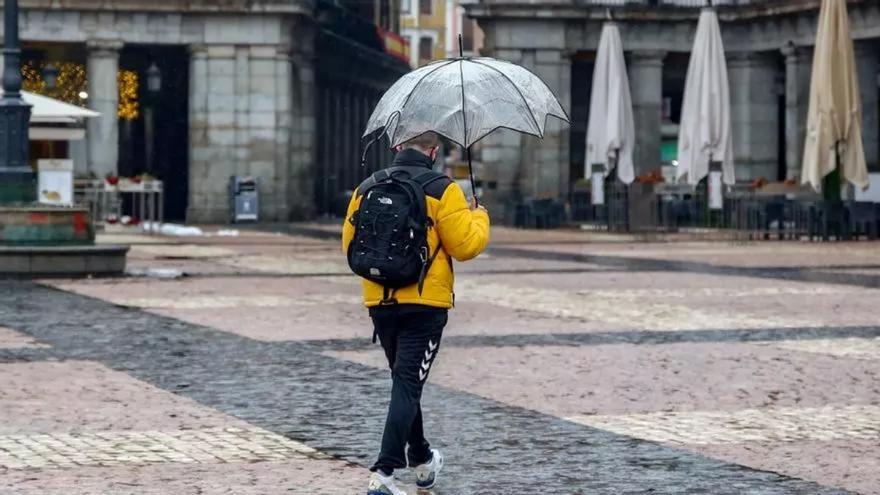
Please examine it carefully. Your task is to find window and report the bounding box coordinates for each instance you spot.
[419,0,432,16]
[418,36,433,66]
[400,0,410,15]
[460,15,474,52]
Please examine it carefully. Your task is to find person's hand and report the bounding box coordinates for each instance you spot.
[470,197,487,213]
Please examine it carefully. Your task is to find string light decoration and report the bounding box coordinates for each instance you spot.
[22,61,88,106]
[21,61,141,120]
[117,70,140,120]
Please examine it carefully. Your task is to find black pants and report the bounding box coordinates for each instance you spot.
[370,305,447,474]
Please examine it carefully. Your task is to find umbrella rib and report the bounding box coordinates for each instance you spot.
[459,59,470,147]
[470,59,544,136]
[387,60,456,145]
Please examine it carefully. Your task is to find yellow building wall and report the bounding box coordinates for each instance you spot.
[400,0,446,66]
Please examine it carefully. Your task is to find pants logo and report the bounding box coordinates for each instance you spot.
[419,340,438,382]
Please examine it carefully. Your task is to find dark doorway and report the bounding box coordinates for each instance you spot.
[119,45,190,221]
[569,52,594,187]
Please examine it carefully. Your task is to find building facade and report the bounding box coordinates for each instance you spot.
[401,0,483,67]
[6,0,408,222]
[466,0,880,218]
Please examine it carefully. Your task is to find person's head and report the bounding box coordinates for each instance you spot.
[401,132,440,160]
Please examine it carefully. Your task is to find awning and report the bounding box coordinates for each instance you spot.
[0,89,99,123]
[29,126,86,141]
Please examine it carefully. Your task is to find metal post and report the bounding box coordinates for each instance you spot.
[0,0,35,204]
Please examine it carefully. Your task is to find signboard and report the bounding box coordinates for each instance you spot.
[37,159,74,206]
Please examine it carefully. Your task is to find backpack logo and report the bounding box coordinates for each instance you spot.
[378,196,393,205]
[370,268,381,276]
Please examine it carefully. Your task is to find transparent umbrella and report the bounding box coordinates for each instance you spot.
[362,39,569,202]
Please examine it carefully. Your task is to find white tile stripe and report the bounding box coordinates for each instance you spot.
[115,294,360,310]
[567,405,880,446]
[0,427,327,469]
[456,280,815,331]
[771,338,880,360]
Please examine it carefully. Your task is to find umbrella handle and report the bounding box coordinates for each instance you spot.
[467,146,478,207]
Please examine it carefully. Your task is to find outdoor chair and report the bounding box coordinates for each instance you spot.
[570,191,591,222]
[506,201,536,229]
[845,201,879,240]
[805,201,850,241]
[756,198,787,240]
[531,199,565,229]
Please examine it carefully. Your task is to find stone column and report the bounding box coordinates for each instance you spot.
[628,50,665,175]
[186,44,213,222]
[86,40,122,178]
[782,44,811,180]
[855,40,879,172]
[522,48,572,200]
[728,51,779,181]
[288,22,318,220]
[473,19,570,223]
[274,47,293,220]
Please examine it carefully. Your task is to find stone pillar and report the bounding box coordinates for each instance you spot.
[475,18,571,222]
[86,40,122,178]
[186,44,214,222]
[628,50,665,175]
[187,40,307,223]
[728,51,779,181]
[274,47,293,220]
[855,41,879,172]
[782,44,811,180]
[522,48,572,200]
[288,22,318,220]
[245,45,283,221]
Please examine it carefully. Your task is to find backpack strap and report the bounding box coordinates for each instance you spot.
[417,242,443,296]
[357,168,393,197]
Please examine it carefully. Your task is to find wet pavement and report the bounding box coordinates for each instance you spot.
[1,226,879,494]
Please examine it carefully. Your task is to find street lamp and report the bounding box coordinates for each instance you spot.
[146,62,161,94]
[144,62,161,176]
[0,0,35,204]
[42,62,58,90]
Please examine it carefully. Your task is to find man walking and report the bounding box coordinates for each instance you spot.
[342,132,490,495]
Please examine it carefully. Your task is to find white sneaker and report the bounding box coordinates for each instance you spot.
[367,471,407,495]
[413,449,444,489]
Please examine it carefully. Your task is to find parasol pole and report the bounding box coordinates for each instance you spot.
[459,34,478,206]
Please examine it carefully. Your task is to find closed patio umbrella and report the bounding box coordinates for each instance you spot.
[586,22,635,186]
[676,7,734,188]
[801,0,868,192]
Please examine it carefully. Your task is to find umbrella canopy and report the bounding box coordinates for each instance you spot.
[363,57,569,149]
[0,89,100,123]
[676,8,734,185]
[801,0,867,191]
[586,22,635,184]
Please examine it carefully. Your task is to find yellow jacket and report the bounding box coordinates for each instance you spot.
[342,151,490,309]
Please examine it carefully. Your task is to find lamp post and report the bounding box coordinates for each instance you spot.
[144,61,161,175]
[0,0,35,204]
[43,62,58,90]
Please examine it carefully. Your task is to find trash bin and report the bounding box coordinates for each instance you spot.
[229,176,258,223]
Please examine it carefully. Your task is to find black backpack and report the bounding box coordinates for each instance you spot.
[347,167,446,294]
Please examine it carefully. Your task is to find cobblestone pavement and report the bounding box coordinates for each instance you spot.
[1,226,879,494]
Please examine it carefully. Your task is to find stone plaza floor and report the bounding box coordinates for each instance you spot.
[0,225,879,494]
